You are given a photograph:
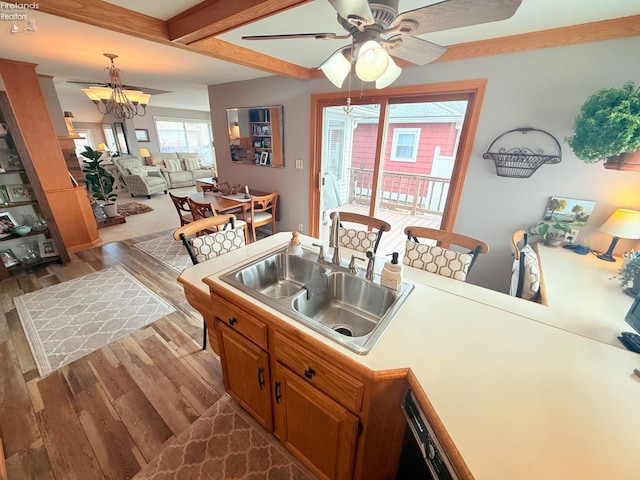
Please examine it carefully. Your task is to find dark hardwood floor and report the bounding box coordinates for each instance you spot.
[0,231,225,480]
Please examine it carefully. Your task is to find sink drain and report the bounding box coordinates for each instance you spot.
[333,325,354,337]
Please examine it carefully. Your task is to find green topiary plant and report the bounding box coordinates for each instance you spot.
[81,146,117,205]
[567,81,640,163]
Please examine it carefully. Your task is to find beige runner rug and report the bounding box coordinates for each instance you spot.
[134,233,192,273]
[14,265,175,376]
[134,395,316,480]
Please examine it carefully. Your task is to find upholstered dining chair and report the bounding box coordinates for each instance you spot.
[403,226,489,282]
[173,214,246,349]
[169,192,194,226]
[245,192,278,243]
[509,229,541,301]
[187,197,248,242]
[329,211,391,254]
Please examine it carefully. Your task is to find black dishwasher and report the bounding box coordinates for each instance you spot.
[396,389,458,480]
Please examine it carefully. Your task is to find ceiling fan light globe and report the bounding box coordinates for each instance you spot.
[375,56,402,89]
[355,40,389,82]
[319,50,351,88]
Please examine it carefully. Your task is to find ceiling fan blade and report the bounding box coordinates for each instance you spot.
[391,0,522,36]
[242,33,344,41]
[385,35,446,66]
[329,0,374,25]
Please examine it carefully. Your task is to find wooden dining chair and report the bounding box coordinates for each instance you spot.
[169,191,194,226]
[329,211,391,254]
[173,214,245,349]
[188,197,248,242]
[245,192,278,242]
[403,226,489,281]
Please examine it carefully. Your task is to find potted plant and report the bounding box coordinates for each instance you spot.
[566,81,640,170]
[620,256,640,297]
[526,221,571,248]
[81,146,118,217]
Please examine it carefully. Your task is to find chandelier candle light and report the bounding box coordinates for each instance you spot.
[82,53,150,119]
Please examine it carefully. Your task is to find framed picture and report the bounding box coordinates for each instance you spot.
[0,150,22,171]
[0,185,9,205]
[113,122,129,154]
[0,211,18,238]
[6,184,35,203]
[259,151,269,165]
[39,238,58,258]
[0,248,19,268]
[543,196,596,227]
[135,129,150,142]
[253,140,263,148]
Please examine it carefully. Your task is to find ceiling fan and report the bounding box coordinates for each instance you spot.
[242,0,522,89]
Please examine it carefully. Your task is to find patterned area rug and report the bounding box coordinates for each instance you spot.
[118,201,154,217]
[134,396,316,480]
[14,265,176,376]
[133,233,192,273]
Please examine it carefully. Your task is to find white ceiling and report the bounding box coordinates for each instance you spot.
[0,0,638,122]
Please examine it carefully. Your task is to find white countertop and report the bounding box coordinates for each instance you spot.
[177,233,640,480]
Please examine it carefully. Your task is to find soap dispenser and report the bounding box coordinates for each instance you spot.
[287,231,303,255]
[380,252,402,290]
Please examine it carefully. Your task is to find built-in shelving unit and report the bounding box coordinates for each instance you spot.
[0,97,69,279]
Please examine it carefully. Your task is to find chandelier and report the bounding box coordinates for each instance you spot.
[82,53,150,119]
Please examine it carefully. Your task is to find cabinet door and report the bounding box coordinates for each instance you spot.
[273,362,359,480]
[217,321,273,430]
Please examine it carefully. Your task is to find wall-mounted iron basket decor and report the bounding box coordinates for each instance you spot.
[483,127,562,178]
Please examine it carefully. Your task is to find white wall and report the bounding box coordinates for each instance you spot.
[209,36,640,293]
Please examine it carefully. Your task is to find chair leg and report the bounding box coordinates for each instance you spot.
[202,319,207,350]
[252,225,258,243]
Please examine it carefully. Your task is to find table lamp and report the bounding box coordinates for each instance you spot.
[597,208,640,262]
[139,148,151,165]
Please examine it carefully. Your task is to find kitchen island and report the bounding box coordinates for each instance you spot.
[177,232,640,479]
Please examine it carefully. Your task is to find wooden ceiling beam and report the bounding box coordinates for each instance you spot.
[37,0,312,80]
[167,0,311,44]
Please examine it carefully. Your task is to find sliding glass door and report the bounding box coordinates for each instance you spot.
[312,81,484,258]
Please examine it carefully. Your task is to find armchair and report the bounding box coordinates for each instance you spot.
[111,155,168,199]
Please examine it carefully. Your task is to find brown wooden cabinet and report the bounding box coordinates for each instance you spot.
[273,362,359,480]
[210,291,407,480]
[217,321,273,430]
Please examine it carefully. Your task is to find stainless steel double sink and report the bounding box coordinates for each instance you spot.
[221,247,413,354]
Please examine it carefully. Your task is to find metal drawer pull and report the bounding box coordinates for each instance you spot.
[228,317,237,326]
[258,367,265,389]
[274,381,281,403]
[304,367,315,379]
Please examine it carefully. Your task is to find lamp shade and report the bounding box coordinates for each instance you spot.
[139,148,150,158]
[96,143,107,151]
[375,56,402,89]
[355,40,389,82]
[600,209,640,239]
[319,49,351,88]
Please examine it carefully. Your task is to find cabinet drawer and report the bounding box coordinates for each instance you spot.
[213,295,268,349]
[273,331,364,413]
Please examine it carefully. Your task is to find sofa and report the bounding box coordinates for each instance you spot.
[111,155,168,199]
[149,152,217,189]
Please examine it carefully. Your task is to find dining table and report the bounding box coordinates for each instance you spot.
[187,188,279,242]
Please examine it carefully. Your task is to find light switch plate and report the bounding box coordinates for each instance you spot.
[295,159,303,169]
